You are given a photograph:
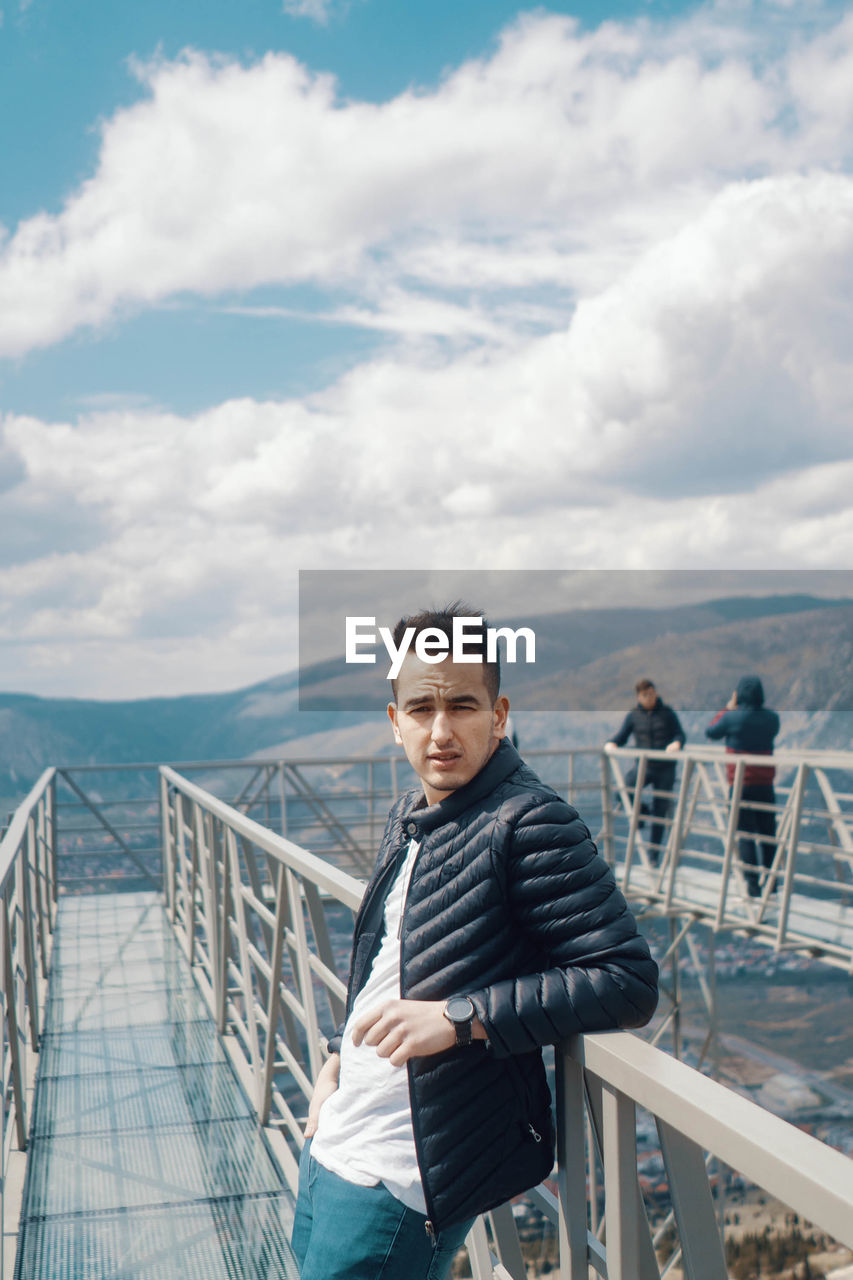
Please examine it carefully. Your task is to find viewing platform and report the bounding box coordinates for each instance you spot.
[13,891,298,1280]
[2,745,853,1278]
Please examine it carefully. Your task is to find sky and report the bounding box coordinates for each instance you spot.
[1,0,852,699]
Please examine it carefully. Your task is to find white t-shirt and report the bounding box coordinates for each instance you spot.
[310,839,426,1213]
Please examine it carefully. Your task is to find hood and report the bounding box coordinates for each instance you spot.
[736,676,765,708]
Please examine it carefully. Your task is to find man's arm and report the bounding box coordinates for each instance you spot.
[466,797,659,1058]
[607,710,635,749]
[350,999,487,1067]
[705,709,731,739]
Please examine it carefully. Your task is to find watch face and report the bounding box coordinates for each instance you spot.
[445,996,474,1023]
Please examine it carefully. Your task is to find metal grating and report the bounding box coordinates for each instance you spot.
[38,1020,229,1079]
[17,1195,299,1280]
[34,1062,252,1138]
[26,1118,284,1217]
[17,892,298,1279]
[52,952,186,997]
[45,984,210,1034]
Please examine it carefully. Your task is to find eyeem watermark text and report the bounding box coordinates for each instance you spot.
[345,616,536,679]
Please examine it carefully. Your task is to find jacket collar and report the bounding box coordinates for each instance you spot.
[400,737,522,835]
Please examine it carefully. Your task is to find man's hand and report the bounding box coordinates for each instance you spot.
[350,998,485,1067]
[604,741,617,754]
[305,1052,340,1137]
[726,690,738,711]
[665,740,682,753]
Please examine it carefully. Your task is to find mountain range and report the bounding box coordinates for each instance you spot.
[2,593,852,801]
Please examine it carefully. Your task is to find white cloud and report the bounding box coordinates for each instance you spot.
[1,6,852,357]
[2,3,853,696]
[282,0,336,22]
[2,151,852,696]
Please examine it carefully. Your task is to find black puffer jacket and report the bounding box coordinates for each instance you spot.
[329,740,659,1231]
[611,699,686,752]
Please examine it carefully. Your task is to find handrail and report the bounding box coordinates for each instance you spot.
[579,1032,853,1247]
[159,765,853,1279]
[0,768,57,1279]
[0,769,55,888]
[160,765,363,909]
[603,744,853,970]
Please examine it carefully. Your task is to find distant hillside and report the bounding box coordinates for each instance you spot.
[1,593,851,800]
[519,602,853,712]
[0,672,370,799]
[297,593,853,711]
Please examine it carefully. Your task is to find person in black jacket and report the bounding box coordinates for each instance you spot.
[705,676,780,897]
[605,679,686,865]
[291,606,659,1280]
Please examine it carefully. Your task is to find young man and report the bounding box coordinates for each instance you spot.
[605,679,686,866]
[706,676,780,898]
[292,607,659,1280]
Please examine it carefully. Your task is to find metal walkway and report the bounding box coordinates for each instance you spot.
[16,891,299,1280]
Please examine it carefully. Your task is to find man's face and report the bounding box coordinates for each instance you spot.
[638,686,658,711]
[388,655,509,805]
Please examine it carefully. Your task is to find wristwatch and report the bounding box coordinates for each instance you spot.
[443,995,475,1047]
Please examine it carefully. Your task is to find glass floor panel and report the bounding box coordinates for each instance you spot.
[51,953,189,997]
[46,983,211,1033]
[16,891,297,1280]
[38,1020,229,1078]
[34,1062,253,1137]
[26,1118,285,1216]
[17,1195,299,1280]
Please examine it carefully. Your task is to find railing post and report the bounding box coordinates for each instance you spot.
[260,860,289,1125]
[600,1083,660,1280]
[47,769,58,908]
[715,757,745,926]
[287,866,324,1083]
[159,771,176,921]
[657,1120,728,1280]
[623,753,648,886]
[556,1042,592,1279]
[600,752,615,866]
[463,1218,492,1279]
[663,756,695,910]
[775,762,808,952]
[197,809,221,1022]
[669,916,681,1060]
[215,819,230,1035]
[32,797,50,979]
[226,827,263,1100]
[601,1084,641,1280]
[18,819,40,1051]
[277,764,287,837]
[173,790,192,942]
[1,891,28,1150]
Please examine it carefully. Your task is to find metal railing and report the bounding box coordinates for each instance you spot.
[603,745,853,970]
[159,765,853,1279]
[0,769,56,1277]
[46,744,853,975]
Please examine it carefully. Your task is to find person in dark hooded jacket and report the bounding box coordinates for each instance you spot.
[706,676,780,897]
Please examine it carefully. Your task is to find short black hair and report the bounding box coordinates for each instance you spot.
[390,601,500,703]
[635,678,656,694]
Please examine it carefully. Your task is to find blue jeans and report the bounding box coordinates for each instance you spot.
[291,1140,473,1280]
